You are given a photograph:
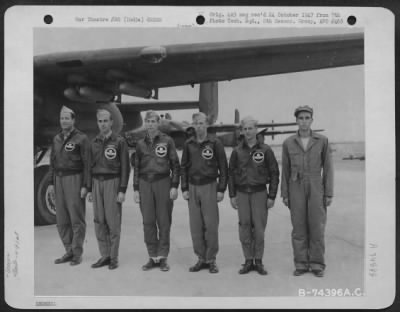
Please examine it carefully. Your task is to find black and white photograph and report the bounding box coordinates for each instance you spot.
[4,6,395,309]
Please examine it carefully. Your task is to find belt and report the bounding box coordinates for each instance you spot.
[93,174,119,181]
[189,176,216,186]
[236,184,266,193]
[55,169,82,177]
[139,173,169,183]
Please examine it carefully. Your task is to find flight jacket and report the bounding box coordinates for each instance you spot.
[228,141,280,199]
[87,132,130,193]
[133,131,180,190]
[180,135,228,193]
[48,128,90,186]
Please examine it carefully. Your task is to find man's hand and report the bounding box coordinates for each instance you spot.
[217,192,224,202]
[134,191,140,203]
[282,197,289,208]
[170,187,178,200]
[80,187,88,199]
[182,191,189,201]
[267,198,275,209]
[87,192,93,203]
[324,196,333,207]
[230,197,238,210]
[117,192,125,203]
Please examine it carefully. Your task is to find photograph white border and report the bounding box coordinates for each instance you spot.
[4,5,395,309]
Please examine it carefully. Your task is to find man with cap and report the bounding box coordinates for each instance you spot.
[49,106,89,266]
[133,110,180,272]
[281,105,334,277]
[87,108,130,270]
[228,116,279,275]
[181,112,228,274]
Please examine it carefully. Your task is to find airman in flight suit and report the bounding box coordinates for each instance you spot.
[281,106,334,277]
[134,111,180,272]
[228,117,279,275]
[49,106,89,266]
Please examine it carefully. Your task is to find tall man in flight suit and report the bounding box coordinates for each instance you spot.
[181,112,228,274]
[281,106,334,277]
[49,106,89,266]
[87,109,130,270]
[133,111,180,272]
[228,117,279,275]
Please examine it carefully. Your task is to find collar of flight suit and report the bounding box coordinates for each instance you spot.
[95,130,114,142]
[59,127,76,141]
[187,134,214,145]
[294,129,320,151]
[144,130,162,144]
[239,139,263,151]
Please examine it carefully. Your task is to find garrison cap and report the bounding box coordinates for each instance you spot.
[60,105,75,116]
[144,110,160,121]
[294,105,313,117]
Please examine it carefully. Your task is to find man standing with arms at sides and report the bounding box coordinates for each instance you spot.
[87,108,130,270]
[133,111,180,272]
[228,117,279,275]
[181,112,228,274]
[281,106,334,277]
[49,106,89,266]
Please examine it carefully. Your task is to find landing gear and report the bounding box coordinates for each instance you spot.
[34,165,56,225]
[34,147,57,225]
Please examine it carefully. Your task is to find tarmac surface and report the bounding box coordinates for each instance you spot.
[34,154,365,298]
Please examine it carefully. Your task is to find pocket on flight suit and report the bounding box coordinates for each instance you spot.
[290,168,299,182]
[289,151,301,165]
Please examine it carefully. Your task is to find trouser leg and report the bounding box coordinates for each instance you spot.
[289,180,309,270]
[308,177,327,270]
[199,182,219,262]
[139,178,158,258]
[63,174,86,257]
[237,192,253,260]
[104,178,122,261]
[93,179,110,258]
[55,176,73,255]
[154,177,173,258]
[188,184,206,261]
[251,191,268,260]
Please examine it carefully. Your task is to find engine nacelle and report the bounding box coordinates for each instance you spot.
[79,86,114,102]
[119,82,152,99]
[64,87,114,103]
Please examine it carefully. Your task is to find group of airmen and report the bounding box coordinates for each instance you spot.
[49,104,333,277]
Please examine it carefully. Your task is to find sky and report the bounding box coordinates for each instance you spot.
[34,27,364,143]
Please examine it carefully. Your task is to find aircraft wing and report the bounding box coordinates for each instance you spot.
[207,121,297,133]
[259,128,324,136]
[35,33,363,99]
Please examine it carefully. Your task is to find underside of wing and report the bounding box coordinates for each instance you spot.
[34,33,364,101]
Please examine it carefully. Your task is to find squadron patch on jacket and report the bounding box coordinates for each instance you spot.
[64,142,76,152]
[104,146,117,160]
[202,146,214,160]
[252,151,264,163]
[155,143,168,157]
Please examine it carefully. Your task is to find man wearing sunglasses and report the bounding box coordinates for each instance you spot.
[281,105,334,278]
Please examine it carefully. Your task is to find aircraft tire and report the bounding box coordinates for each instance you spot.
[35,166,56,226]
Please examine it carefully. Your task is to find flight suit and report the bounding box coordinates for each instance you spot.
[134,132,180,258]
[228,141,279,260]
[87,132,130,263]
[49,128,89,259]
[181,136,228,263]
[281,131,333,271]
